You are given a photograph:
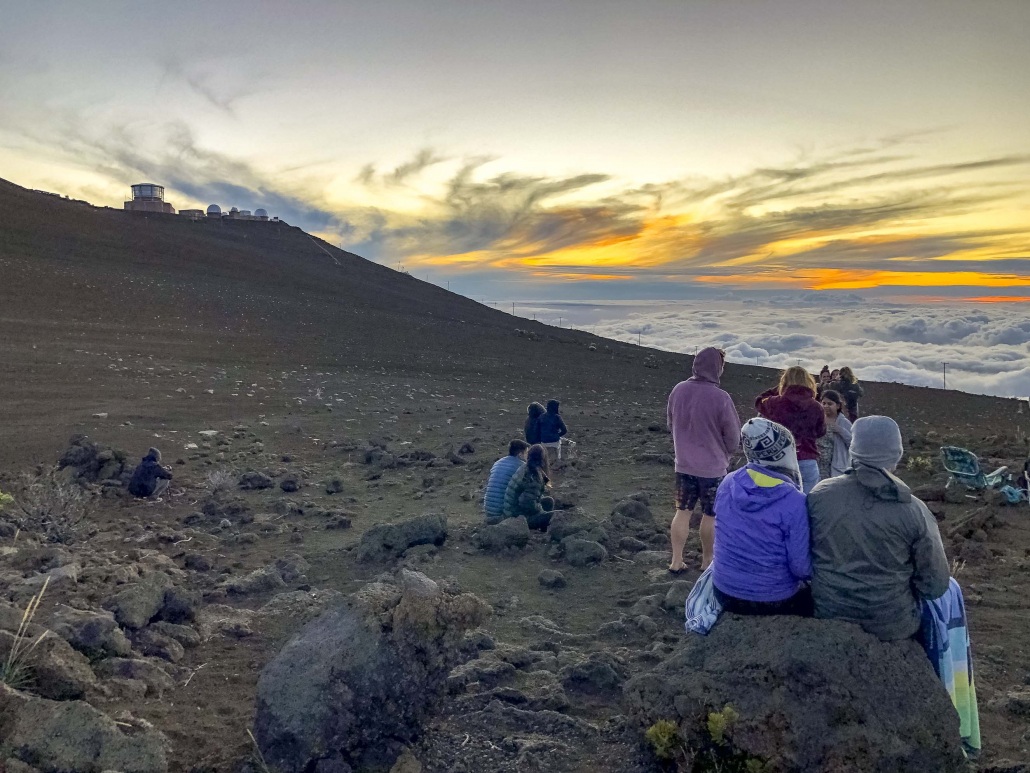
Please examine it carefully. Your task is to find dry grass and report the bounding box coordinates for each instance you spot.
[203,469,238,498]
[6,471,91,544]
[1,577,50,690]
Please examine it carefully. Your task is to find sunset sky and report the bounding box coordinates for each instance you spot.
[1,0,1027,301]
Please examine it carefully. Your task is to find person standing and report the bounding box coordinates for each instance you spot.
[755,366,826,493]
[807,416,950,640]
[830,367,864,423]
[817,389,853,478]
[537,399,567,463]
[524,402,545,445]
[667,347,741,572]
[483,440,529,521]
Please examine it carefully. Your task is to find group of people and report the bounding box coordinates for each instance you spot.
[524,399,568,462]
[669,347,979,753]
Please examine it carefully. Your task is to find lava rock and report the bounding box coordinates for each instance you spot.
[280,474,302,493]
[356,514,448,562]
[561,538,607,567]
[474,517,530,552]
[537,570,567,589]
[103,574,173,630]
[50,607,132,660]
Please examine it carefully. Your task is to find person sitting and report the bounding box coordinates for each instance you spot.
[755,366,826,493]
[501,443,555,530]
[829,366,864,423]
[537,399,567,463]
[483,440,529,521]
[524,402,545,445]
[127,447,173,499]
[711,418,813,616]
[808,416,950,640]
[817,389,853,479]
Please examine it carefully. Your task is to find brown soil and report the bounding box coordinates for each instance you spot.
[1,179,1028,771]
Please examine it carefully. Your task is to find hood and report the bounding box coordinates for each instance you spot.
[545,399,560,414]
[689,347,724,384]
[781,384,815,403]
[725,464,801,511]
[853,464,912,503]
[144,447,161,462]
[527,402,545,418]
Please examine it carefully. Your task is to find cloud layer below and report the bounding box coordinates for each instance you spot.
[519,297,1030,399]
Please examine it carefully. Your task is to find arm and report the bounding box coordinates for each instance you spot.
[158,465,174,480]
[558,417,567,437]
[911,504,950,600]
[811,403,826,439]
[784,497,813,581]
[517,474,545,515]
[721,397,742,456]
[834,418,852,446]
[755,388,777,416]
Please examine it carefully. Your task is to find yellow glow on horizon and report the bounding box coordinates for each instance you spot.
[696,269,1030,291]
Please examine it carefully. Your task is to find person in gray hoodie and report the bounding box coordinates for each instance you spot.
[807,416,950,640]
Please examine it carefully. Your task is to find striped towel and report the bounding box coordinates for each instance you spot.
[684,565,723,635]
[921,578,981,757]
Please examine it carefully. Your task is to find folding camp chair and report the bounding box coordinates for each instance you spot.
[940,446,1009,490]
[558,436,578,461]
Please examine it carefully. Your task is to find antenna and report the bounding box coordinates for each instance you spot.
[943,362,948,390]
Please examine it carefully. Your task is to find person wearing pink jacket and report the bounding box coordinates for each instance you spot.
[666,347,741,572]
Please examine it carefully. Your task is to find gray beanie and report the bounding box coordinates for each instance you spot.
[849,416,903,471]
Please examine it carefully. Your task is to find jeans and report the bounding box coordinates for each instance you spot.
[714,585,814,617]
[799,459,820,493]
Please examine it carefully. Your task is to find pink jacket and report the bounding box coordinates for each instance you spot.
[667,348,741,479]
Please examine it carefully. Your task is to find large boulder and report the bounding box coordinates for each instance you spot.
[0,683,168,772]
[254,570,490,772]
[0,632,96,700]
[103,574,173,630]
[356,513,448,562]
[623,616,968,773]
[50,608,132,660]
[474,517,530,552]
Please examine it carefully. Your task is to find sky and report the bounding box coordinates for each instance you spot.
[1,1,1028,394]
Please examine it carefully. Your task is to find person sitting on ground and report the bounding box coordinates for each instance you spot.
[501,444,555,530]
[755,366,826,493]
[817,389,853,479]
[667,347,741,573]
[808,416,950,640]
[537,399,567,462]
[524,402,545,445]
[829,366,864,423]
[483,439,529,521]
[712,418,813,616]
[127,447,173,499]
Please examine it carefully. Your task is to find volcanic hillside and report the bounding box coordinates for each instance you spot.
[1,177,1029,772]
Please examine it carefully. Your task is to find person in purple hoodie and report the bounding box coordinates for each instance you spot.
[712,418,813,616]
[667,347,741,572]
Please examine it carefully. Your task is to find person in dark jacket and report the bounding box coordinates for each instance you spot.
[756,366,826,494]
[829,366,863,423]
[537,399,567,463]
[127,447,173,498]
[483,440,529,521]
[501,444,554,530]
[524,402,545,445]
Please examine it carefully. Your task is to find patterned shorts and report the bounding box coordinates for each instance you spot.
[675,473,722,518]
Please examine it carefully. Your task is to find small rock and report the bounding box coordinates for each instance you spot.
[617,536,647,553]
[475,517,530,552]
[239,471,274,490]
[562,538,607,567]
[104,574,173,630]
[537,570,567,589]
[280,474,302,493]
[183,553,212,572]
[662,580,692,611]
[325,477,345,495]
[51,608,132,660]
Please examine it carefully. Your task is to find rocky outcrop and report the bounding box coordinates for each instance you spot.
[0,683,168,773]
[254,570,490,773]
[56,435,131,485]
[623,615,968,773]
[356,513,448,562]
[474,517,530,552]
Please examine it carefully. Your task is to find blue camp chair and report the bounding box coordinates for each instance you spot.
[940,446,1009,490]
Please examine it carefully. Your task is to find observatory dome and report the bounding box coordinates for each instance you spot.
[230,207,239,213]
[255,208,268,218]
[207,204,221,215]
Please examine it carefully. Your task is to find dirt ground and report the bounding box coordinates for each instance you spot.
[1,180,1028,771]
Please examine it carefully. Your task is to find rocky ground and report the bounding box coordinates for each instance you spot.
[1,179,1029,772]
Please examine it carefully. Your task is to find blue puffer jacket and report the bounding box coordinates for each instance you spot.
[537,400,567,443]
[712,463,812,603]
[483,455,524,519]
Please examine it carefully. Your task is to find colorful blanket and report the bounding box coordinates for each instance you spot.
[921,578,981,757]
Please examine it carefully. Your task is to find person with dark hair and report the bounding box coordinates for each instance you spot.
[127,447,173,499]
[756,366,826,493]
[808,416,950,640]
[816,366,833,399]
[537,399,567,463]
[524,402,545,445]
[483,440,529,521]
[501,444,554,530]
[712,418,813,616]
[667,347,741,572]
[818,389,853,478]
[829,367,864,422]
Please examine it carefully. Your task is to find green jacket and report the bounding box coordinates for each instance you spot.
[807,465,950,641]
[502,466,548,518]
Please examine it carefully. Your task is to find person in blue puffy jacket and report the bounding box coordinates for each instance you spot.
[483,440,529,521]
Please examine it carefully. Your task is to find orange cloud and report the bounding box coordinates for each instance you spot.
[696,269,1030,291]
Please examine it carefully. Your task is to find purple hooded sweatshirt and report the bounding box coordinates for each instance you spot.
[712,464,812,602]
[667,347,741,479]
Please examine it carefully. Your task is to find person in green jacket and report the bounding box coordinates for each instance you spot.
[501,444,554,530]
[807,416,950,641]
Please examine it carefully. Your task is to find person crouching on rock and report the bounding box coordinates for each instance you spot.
[501,444,554,530]
[667,347,741,573]
[712,418,813,616]
[483,439,529,522]
[537,399,567,464]
[127,447,174,499]
[807,416,950,641]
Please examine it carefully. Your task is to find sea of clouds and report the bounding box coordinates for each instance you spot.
[516,297,1030,399]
